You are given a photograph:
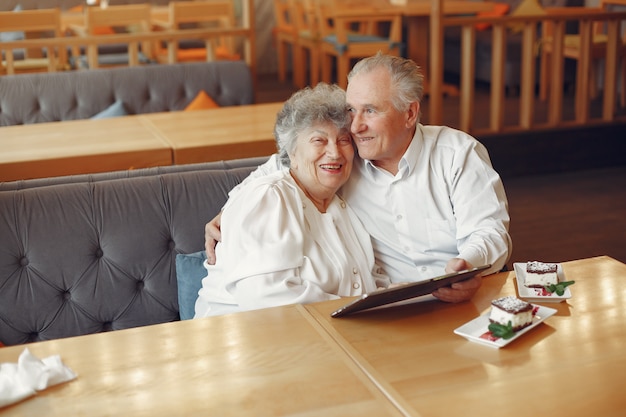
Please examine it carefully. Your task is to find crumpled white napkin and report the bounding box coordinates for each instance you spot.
[0,348,77,408]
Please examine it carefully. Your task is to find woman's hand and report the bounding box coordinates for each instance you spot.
[204,212,223,265]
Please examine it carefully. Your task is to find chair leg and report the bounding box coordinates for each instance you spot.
[336,56,349,89]
[310,47,320,87]
[589,62,598,99]
[618,56,626,107]
[276,38,287,82]
[320,52,332,85]
[539,50,549,101]
[293,44,305,88]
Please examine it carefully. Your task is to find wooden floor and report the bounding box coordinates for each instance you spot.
[255,73,626,268]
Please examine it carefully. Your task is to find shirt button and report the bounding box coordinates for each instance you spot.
[352,282,360,289]
[421,266,427,272]
[352,267,358,274]
[340,201,346,208]
[396,214,402,220]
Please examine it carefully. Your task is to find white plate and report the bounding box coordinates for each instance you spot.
[453,305,557,348]
[513,262,571,303]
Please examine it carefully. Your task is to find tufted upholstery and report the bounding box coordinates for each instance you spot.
[0,60,254,126]
[0,156,269,346]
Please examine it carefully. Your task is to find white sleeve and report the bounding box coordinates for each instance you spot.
[219,180,340,310]
[227,153,284,199]
[451,139,512,274]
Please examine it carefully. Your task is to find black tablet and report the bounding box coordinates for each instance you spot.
[331,264,491,318]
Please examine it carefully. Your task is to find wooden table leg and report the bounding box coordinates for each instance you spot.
[405,16,459,97]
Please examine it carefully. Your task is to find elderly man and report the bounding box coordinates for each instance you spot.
[205,53,512,303]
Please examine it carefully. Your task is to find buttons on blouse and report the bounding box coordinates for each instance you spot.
[421,266,428,272]
[340,201,346,208]
[352,267,360,289]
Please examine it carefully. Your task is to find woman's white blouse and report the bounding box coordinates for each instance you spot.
[194,170,386,318]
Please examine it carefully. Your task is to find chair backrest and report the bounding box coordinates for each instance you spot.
[169,0,236,27]
[290,0,318,39]
[83,4,152,68]
[0,7,61,33]
[314,0,402,45]
[85,4,152,34]
[168,0,239,61]
[599,0,626,40]
[274,0,296,35]
[0,8,64,74]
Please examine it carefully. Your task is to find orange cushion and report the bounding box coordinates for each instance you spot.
[216,45,241,61]
[185,90,220,111]
[176,49,208,61]
[475,3,510,31]
[93,26,116,35]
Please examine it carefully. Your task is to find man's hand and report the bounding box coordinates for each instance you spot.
[204,212,223,265]
[432,258,481,303]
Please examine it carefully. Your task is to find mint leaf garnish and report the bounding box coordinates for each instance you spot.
[488,321,515,339]
[545,280,575,296]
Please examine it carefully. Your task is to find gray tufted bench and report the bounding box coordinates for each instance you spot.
[0,60,254,126]
[0,156,269,346]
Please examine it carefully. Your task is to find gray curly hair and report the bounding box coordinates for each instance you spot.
[274,82,351,167]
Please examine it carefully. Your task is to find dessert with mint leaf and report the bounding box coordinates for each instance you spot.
[489,296,534,333]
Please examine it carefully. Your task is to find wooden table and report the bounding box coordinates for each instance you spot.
[305,255,626,416]
[142,102,282,164]
[0,117,172,182]
[0,103,283,182]
[0,304,403,416]
[1,256,624,415]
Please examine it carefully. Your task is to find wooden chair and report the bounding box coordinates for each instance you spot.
[153,0,240,64]
[313,0,403,89]
[272,0,299,83]
[289,0,321,88]
[539,0,626,107]
[0,8,68,75]
[67,4,153,69]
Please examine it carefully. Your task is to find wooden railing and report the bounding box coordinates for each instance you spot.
[0,26,256,77]
[433,9,626,135]
[1,0,256,79]
[3,2,625,138]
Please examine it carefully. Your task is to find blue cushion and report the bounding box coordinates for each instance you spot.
[322,34,402,55]
[91,100,128,119]
[175,251,207,320]
[0,30,24,42]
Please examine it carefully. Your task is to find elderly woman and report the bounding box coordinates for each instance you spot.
[194,83,388,318]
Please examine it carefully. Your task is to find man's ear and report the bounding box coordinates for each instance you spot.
[406,101,420,127]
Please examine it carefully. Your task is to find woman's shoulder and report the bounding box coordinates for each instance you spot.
[226,169,301,208]
[243,169,298,193]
